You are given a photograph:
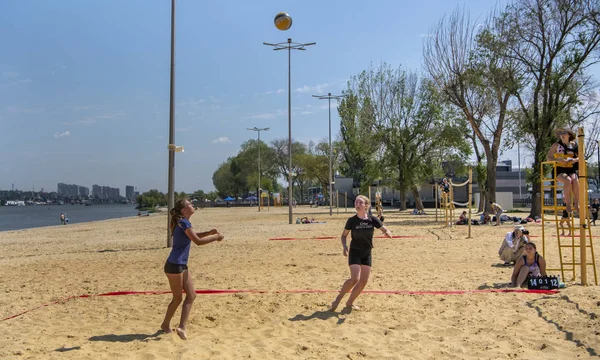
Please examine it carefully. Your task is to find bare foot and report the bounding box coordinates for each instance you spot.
[345,304,360,311]
[327,300,340,312]
[176,327,187,340]
[160,324,172,334]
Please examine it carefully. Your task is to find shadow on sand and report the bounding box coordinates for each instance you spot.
[88,330,164,343]
[289,308,353,325]
[526,296,598,357]
[477,283,512,290]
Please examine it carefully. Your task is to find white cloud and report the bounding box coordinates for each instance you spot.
[2,71,19,78]
[212,137,231,144]
[300,111,312,115]
[176,127,191,132]
[74,111,127,124]
[54,131,70,138]
[249,109,285,120]
[276,89,285,94]
[6,106,44,113]
[178,98,205,107]
[295,83,330,94]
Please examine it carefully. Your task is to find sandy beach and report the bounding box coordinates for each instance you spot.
[0,206,599,359]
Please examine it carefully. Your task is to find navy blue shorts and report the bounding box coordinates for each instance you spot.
[164,261,188,274]
[348,248,372,267]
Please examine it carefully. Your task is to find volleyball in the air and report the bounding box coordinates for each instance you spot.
[274,12,292,31]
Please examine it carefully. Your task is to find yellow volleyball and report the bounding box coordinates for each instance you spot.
[274,12,292,31]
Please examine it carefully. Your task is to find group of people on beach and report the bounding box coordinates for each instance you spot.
[492,126,586,289]
[160,194,392,340]
[497,225,548,288]
[161,127,575,340]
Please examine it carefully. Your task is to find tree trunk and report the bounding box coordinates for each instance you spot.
[529,150,544,219]
[399,189,407,211]
[485,153,498,213]
[410,185,424,210]
[478,190,486,212]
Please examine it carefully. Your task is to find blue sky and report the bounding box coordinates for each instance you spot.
[0,0,562,194]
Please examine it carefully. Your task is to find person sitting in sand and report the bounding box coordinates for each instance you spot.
[511,242,547,288]
[479,212,492,225]
[456,211,468,225]
[498,225,528,265]
[329,195,393,312]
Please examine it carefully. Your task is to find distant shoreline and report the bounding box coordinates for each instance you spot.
[0,212,163,234]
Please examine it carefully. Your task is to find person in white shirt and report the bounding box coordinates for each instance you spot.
[498,225,528,265]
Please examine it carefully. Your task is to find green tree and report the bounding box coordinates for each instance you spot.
[136,189,166,208]
[337,93,380,193]
[270,138,308,201]
[494,0,600,217]
[212,158,236,198]
[341,63,471,209]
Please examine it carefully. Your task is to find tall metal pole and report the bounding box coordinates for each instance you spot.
[248,127,269,212]
[263,38,315,224]
[166,0,176,247]
[518,141,522,199]
[313,92,345,216]
[258,129,261,211]
[287,39,293,224]
[328,95,332,216]
[597,141,600,189]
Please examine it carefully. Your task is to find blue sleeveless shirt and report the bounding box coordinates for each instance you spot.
[167,218,192,265]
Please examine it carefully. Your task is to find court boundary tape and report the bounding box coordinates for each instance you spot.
[269,235,426,241]
[1,288,558,322]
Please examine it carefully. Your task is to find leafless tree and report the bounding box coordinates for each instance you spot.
[423,6,516,213]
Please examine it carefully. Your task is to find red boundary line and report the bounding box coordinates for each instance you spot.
[269,236,426,241]
[1,288,558,322]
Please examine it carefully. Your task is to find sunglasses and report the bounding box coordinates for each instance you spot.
[557,131,568,135]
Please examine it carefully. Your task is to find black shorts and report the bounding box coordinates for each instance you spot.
[164,261,188,274]
[556,168,577,177]
[348,248,372,267]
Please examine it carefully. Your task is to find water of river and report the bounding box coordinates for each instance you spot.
[0,204,142,232]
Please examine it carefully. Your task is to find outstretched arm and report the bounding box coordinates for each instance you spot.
[196,228,218,238]
[380,226,392,238]
[185,228,223,245]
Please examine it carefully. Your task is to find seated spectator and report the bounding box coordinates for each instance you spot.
[480,212,492,225]
[511,242,547,288]
[498,225,529,265]
[456,211,468,225]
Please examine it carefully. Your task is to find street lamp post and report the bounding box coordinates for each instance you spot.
[166,0,176,247]
[312,93,345,216]
[263,38,315,224]
[247,127,270,211]
[518,141,522,199]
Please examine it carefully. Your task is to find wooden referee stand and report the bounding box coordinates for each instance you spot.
[540,127,597,285]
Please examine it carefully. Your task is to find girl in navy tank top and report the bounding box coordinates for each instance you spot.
[511,242,547,287]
